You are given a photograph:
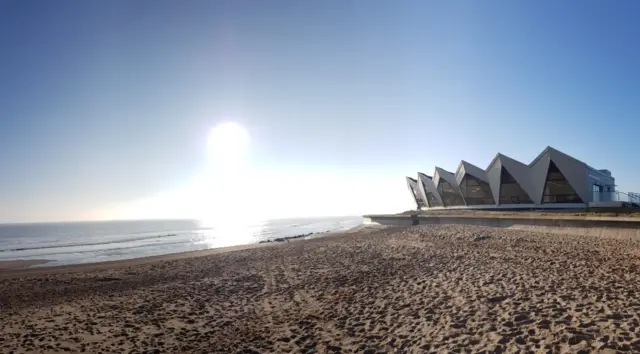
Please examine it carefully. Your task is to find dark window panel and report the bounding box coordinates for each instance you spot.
[437,180,465,206]
[426,191,443,207]
[460,175,495,205]
[542,161,583,203]
[420,181,442,207]
[498,167,533,204]
[409,184,428,208]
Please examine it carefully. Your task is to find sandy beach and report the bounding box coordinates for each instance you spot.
[2,224,640,353]
[0,259,51,270]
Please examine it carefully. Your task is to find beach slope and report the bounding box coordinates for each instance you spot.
[2,225,640,353]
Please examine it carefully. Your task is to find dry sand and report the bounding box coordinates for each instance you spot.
[2,225,640,353]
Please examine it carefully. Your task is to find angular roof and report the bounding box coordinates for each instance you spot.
[417,172,443,206]
[528,146,587,168]
[455,160,490,186]
[405,177,420,205]
[415,173,429,203]
[486,153,536,204]
[529,147,590,203]
[408,146,607,207]
[434,167,464,196]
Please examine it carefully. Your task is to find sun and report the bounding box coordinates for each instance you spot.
[207,122,251,167]
[199,121,252,223]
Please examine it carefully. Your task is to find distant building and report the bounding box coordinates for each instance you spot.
[406,146,620,210]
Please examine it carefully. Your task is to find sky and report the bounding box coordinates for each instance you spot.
[1,1,640,223]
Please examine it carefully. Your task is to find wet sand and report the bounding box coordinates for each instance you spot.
[0,259,50,270]
[2,224,640,353]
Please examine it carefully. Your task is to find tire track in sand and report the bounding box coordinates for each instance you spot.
[261,260,278,330]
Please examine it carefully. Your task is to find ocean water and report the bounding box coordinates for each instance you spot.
[0,216,363,267]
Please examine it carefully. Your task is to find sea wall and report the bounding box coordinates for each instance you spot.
[363,215,419,226]
[363,215,640,239]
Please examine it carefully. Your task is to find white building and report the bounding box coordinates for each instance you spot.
[406,146,619,210]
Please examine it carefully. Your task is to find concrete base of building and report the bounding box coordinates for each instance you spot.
[589,201,640,208]
[419,203,587,211]
[363,214,640,239]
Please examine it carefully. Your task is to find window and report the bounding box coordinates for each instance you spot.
[460,174,495,205]
[542,161,582,203]
[498,167,533,204]
[420,181,442,207]
[426,191,443,207]
[437,179,465,206]
[592,184,603,202]
[409,184,428,208]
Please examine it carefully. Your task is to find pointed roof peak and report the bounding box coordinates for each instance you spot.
[498,152,527,166]
[435,166,453,175]
[459,160,474,169]
[528,146,588,168]
[487,153,503,169]
[461,160,485,169]
[547,146,573,159]
[459,160,488,179]
[488,152,525,169]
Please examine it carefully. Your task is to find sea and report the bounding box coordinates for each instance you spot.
[0,216,363,268]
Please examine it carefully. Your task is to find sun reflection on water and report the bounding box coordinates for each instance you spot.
[196,218,265,249]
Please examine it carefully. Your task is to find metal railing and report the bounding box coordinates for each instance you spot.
[593,191,640,204]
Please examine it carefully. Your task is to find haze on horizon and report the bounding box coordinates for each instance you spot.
[1,1,640,224]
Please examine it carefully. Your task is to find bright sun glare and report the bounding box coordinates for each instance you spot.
[196,121,254,227]
[207,121,251,168]
[100,119,406,223]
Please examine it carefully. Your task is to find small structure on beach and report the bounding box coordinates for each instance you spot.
[406,146,635,210]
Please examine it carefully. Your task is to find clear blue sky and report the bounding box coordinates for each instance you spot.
[1,1,639,223]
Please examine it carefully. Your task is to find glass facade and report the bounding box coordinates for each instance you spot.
[437,179,465,206]
[409,184,428,208]
[407,148,612,209]
[542,161,583,203]
[426,191,443,207]
[499,167,533,204]
[419,180,443,207]
[592,184,603,202]
[460,175,495,205]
